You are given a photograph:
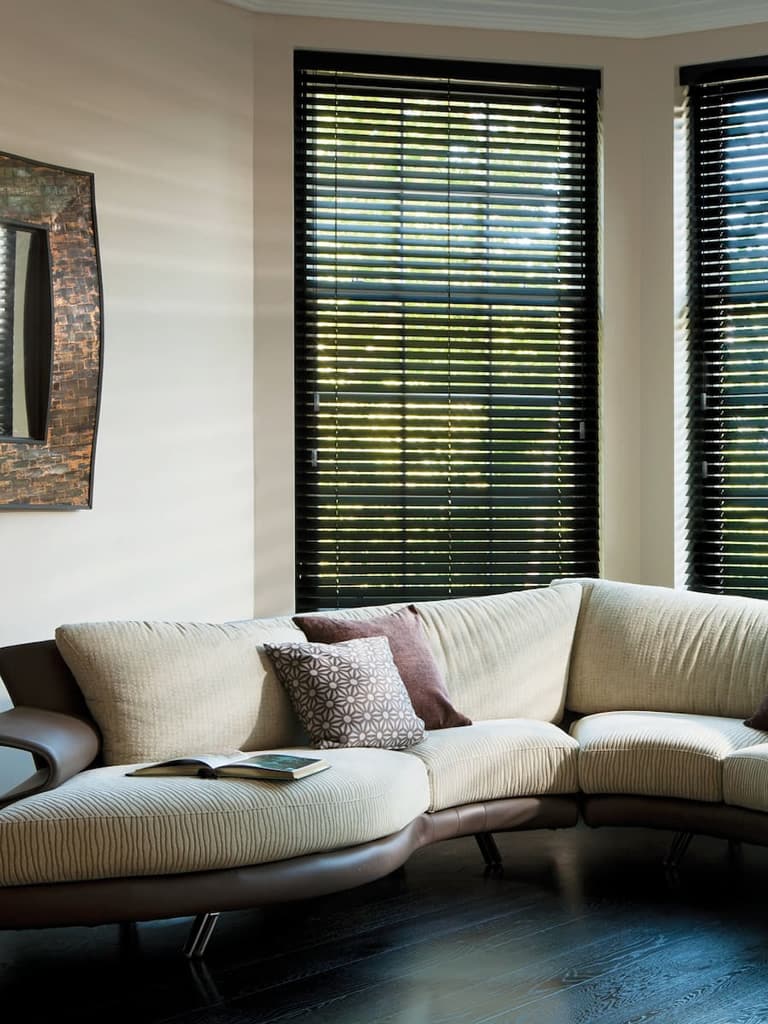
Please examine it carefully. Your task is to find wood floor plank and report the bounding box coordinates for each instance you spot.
[229,909,706,1022]
[479,925,767,1024]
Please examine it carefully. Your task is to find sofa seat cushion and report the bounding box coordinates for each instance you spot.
[572,712,767,802]
[0,748,430,887]
[723,742,768,813]
[402,719,579,812]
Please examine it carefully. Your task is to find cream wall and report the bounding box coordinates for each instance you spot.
[0,0,256,788]
[252,12,768,614]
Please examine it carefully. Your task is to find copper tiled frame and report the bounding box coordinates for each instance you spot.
[0,151,103,509]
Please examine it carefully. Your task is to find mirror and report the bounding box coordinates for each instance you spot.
[0,150,102,510]
[0,222,52,441]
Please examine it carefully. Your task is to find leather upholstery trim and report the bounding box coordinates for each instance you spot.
[0,707,101,808]
[0,640,93,723]
[425,795,577,843]
[582,795,768,845]
[0,796,577,929]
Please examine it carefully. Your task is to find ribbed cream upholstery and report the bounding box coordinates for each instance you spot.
[559,579,768,718]
[0,748,430,887]
[404,719,579,812]
[724,743,768,813]
[56,619,306,766]
[572,711,767,802]
[415,585,582,723]
[296,603,405,623]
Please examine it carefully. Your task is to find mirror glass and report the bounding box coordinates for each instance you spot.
[0,222,52,441]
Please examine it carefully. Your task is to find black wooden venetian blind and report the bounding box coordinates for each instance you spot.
[683,57,768,597]
[295,52,600,611]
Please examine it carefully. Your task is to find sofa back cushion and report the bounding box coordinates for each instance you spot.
[55,619,305,766]
[414,584,582,723]
[561,579,768,718]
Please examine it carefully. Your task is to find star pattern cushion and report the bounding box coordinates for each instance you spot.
[263,636,426,749]
[293,606,471,731]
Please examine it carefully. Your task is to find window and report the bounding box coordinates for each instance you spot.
[683,57,768,597]
[295,52,600,610]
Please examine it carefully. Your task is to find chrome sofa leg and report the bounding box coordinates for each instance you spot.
[183,912,220,959]
[663,831,694,871]
[475,832,503,871]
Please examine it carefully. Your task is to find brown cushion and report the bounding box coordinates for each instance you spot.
[263,636,426,749]
[293,606,471,730]
[745,694,768,730]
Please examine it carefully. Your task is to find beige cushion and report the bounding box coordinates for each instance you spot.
[572,711,767,802]
[403,719,579,812]
[0,747,430,887]
[415,585,582,723]
[55,619,306,765]
[724,742,768,813]
[560,579,768,718]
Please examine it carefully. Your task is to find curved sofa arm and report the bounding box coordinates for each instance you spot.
[0,706,101,809]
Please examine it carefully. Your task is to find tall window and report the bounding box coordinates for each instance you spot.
[683,57,768,597]
[295,52,600,611]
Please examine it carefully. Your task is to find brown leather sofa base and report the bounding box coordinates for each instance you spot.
[0,795,578,930]
[582,795,768,846]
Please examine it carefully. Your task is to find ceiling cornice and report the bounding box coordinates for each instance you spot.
[220,0,768,39]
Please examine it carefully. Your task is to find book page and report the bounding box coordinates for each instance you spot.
[167,753,243,770]
[130,752,243,776]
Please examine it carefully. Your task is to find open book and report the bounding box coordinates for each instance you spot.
[128,752,330,781]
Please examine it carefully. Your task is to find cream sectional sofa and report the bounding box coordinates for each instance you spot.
[1,578,767,955]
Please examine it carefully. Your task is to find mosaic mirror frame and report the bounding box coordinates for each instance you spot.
[0,150,102,510]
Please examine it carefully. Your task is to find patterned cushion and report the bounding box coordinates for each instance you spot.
[402,719,579,812]
[263,637,426,749]
[294,606,471,730]
[571,711,768,802]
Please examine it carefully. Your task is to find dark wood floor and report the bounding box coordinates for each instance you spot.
[2,824,768,1024]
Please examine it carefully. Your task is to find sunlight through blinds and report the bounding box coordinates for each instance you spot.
[295,52,600,610]
[683,57,768,596]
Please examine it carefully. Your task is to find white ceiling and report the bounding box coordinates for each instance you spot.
[221,0,768,38]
